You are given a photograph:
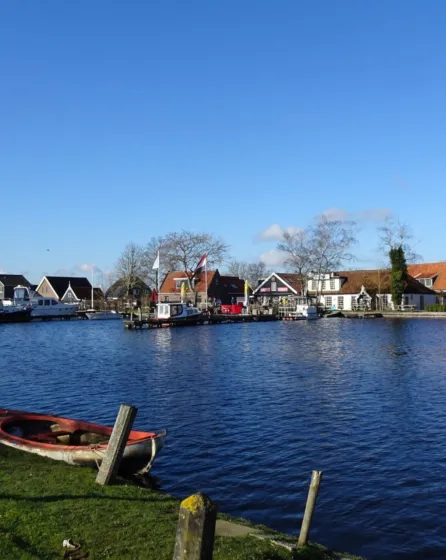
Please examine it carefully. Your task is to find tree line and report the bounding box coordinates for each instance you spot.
[113,216,421,304]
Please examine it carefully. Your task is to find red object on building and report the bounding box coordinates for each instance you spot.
[221,303,244,315]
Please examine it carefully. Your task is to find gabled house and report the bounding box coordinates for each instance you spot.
[36,276,104,309]
[0,274,31,300]
[160,270,246,306]
[105,277,152,308]
[252,272,303,305]
[306,270,437,311]
[160,270,219,306]
[408,262,446,304]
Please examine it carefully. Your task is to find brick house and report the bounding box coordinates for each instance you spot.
[407,262,446,304]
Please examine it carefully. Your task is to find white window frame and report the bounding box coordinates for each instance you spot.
[338,296,344,310]
[325,296,332,308]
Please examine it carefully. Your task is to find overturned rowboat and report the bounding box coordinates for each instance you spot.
[0,409,166,474]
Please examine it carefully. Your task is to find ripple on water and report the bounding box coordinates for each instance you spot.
[2,318,446,559]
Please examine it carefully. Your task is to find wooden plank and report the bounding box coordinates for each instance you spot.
[95,404,138,486]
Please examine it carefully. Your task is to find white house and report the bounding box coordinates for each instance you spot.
[306,270,437,311]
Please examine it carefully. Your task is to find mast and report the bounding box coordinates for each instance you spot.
[91,265,94,309]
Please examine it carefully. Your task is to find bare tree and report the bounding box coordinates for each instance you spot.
[226,260,270,288]
[277,229,313,295]
[115,242,145,296]
[163,230,229,296]
[277,215,357,298]
[378,217,422,263]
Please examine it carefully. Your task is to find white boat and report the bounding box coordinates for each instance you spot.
[13,286,78,319]
[294,297,320,320]
[156,302,203,320]
[85,310,121,320]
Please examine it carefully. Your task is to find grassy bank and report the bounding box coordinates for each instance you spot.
[0,445,360,559]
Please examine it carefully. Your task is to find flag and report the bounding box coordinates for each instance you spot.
[152,251,160,270]
[244,280,250,299]
[181,281,186,300]
[194,253,207,275]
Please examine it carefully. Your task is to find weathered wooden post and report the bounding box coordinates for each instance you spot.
[95,404,138,486]
[298,470,322,547]
[173,493,217,560]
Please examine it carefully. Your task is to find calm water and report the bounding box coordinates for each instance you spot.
[1,319,446,559]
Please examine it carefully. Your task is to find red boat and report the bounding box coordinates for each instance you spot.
[0,409,166,474]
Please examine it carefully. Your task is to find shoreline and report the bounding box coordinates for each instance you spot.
[0,445,362,559]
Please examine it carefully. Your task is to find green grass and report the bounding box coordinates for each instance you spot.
[0,445,360,559]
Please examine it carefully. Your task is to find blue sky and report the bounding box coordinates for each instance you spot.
[1,1,446,283]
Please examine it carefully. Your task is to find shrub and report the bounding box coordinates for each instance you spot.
[425,304,446,312]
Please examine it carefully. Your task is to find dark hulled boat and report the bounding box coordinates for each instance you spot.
[0,306,32,323]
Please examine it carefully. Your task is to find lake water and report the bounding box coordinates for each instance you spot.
[1,318,446,559]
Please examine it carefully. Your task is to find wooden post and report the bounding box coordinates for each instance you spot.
[173,493,217,560]
[298,470,322,547]
[95,404,138,486]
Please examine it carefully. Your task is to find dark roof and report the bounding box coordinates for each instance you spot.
[42,276,91,298]
[105,277,151,299]
[71,286,105,301]
[219,276,245,293]
[0,274,31,288]
[252,272,303,295]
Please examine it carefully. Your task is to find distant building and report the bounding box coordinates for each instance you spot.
[35,276,104,309]
[105,277,151,308]
[408,262,446,304]
[306,270,437,311]
[0,274,32,300]
[160,269,246,306]
[252,272,304,306]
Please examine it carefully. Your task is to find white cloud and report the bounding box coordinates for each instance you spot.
[322,208,392,223]
[258,224,301,241]
[259,249,287,267]
[78,263,95,273]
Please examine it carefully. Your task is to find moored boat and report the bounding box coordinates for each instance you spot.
[0,409,166,474]
[85,310,122,320]
[0,304,33,323]
[13,285,78,319]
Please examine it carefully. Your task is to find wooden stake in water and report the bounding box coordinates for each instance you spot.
[298,470,322,547]
[96,404,138,486]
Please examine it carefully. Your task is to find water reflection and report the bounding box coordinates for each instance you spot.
[2,319,446,559]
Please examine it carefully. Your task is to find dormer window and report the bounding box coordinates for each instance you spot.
[330,279,335,290]
[175,279,188,290]
[420,278,433,287]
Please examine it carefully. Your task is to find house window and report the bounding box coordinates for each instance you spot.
[421,278,433,287]
[351,296,357,309]
[325,296,332,308]
[338,296,344,310]
[381,295,389,308]
[271,280,277,292]
[175,279,187,290]
[311,280,317,290]
[330,279,335,290]
[321,280,326,291]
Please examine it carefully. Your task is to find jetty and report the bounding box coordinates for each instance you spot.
[123,313,278,330]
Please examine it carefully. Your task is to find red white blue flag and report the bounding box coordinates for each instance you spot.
[194,253,207,275]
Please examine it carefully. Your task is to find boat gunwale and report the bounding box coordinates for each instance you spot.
[0,409,165,451]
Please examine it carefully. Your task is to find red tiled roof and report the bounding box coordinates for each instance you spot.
[408,262,446,291]
[307,269,436,295]
[160,270,217,294]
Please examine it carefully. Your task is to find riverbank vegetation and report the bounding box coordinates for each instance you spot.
[0,445,360,559]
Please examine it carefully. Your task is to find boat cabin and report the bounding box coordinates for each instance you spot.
[14,285,59,309]
[156,302,202,320]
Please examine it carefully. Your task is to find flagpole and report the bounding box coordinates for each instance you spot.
[205,258,208,310]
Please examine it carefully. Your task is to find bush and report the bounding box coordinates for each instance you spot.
[425,304,446,312]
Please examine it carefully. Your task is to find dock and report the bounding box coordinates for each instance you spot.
[123,313,278,329]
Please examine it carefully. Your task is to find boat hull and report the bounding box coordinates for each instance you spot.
[0,409,165,473]
[85,312,122,320]
[0,309,32,323]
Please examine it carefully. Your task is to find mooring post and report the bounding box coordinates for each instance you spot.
[173,493,217,560]
[95,404,138,486]
[298,470,322,547]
